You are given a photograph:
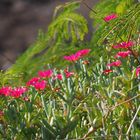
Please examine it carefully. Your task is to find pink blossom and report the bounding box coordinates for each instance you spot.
[65,71,74,78]
[63,54,80,62]
[53,69,74,80]
[115,51,131,58]
[64,49,91,62]
[76,49,91,57]
[113,41,134,49]
[104,13,117,22]
[136,67,140,77]
[0,86,27,98]
[54,74,63,80]
[26,77,40,86]
[27,77,47,90]
[38,69,53,78]
[11,87,27,98]
[107,60,122,67]
[0,86,12,96]
[64,68,74,78]
[33,80,46,90]
[103,69,113,75]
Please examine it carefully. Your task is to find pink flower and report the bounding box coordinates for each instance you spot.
[33,80,46,90]
[0,86,12,96]
[64,54,80,62]
[76,49,91,57]
[26,77,40,86]
[104,13,117,22]
[53,70,74,80]
[11,87,27,98]
[113,41,134,49]
[136,67,140,77]
[65,71,74,78]
[54,74,63,80]
[107,60,122,67]
[38,69,53,78]
[27,77,47,90]
[103,69,113,75]
[0,86,27,98]
[64,49,91,62]
[115,51,131,58]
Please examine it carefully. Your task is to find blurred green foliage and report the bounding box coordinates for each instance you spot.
[0,0,140,139]
[7,1,89,82]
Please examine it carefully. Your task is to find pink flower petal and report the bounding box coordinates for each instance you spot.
[38,69,53,78]
[107,60,122,67]
[115,51,131,58]
[136,67,140,77]
[104,13,117,22]
[103,69,113,75]
[113,41,134,49]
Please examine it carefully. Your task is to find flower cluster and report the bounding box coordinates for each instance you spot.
[0,86,11,96]
[0,66,75,98]
[27,77,47,90]
[64,49,91,62]
[53,70,74,80]
[26,77,40,86]
[0,86,27,98]
[103,40,134,75]
[103,14,139,76]
[103,14,139,77]
[38,69,53,78]
[26,68,74,90]
[113,41,134,49]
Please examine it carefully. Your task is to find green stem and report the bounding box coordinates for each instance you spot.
[126,105,140,138]
[110,94,140,111]
[81,0,97,14]
[41,95,48,117]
